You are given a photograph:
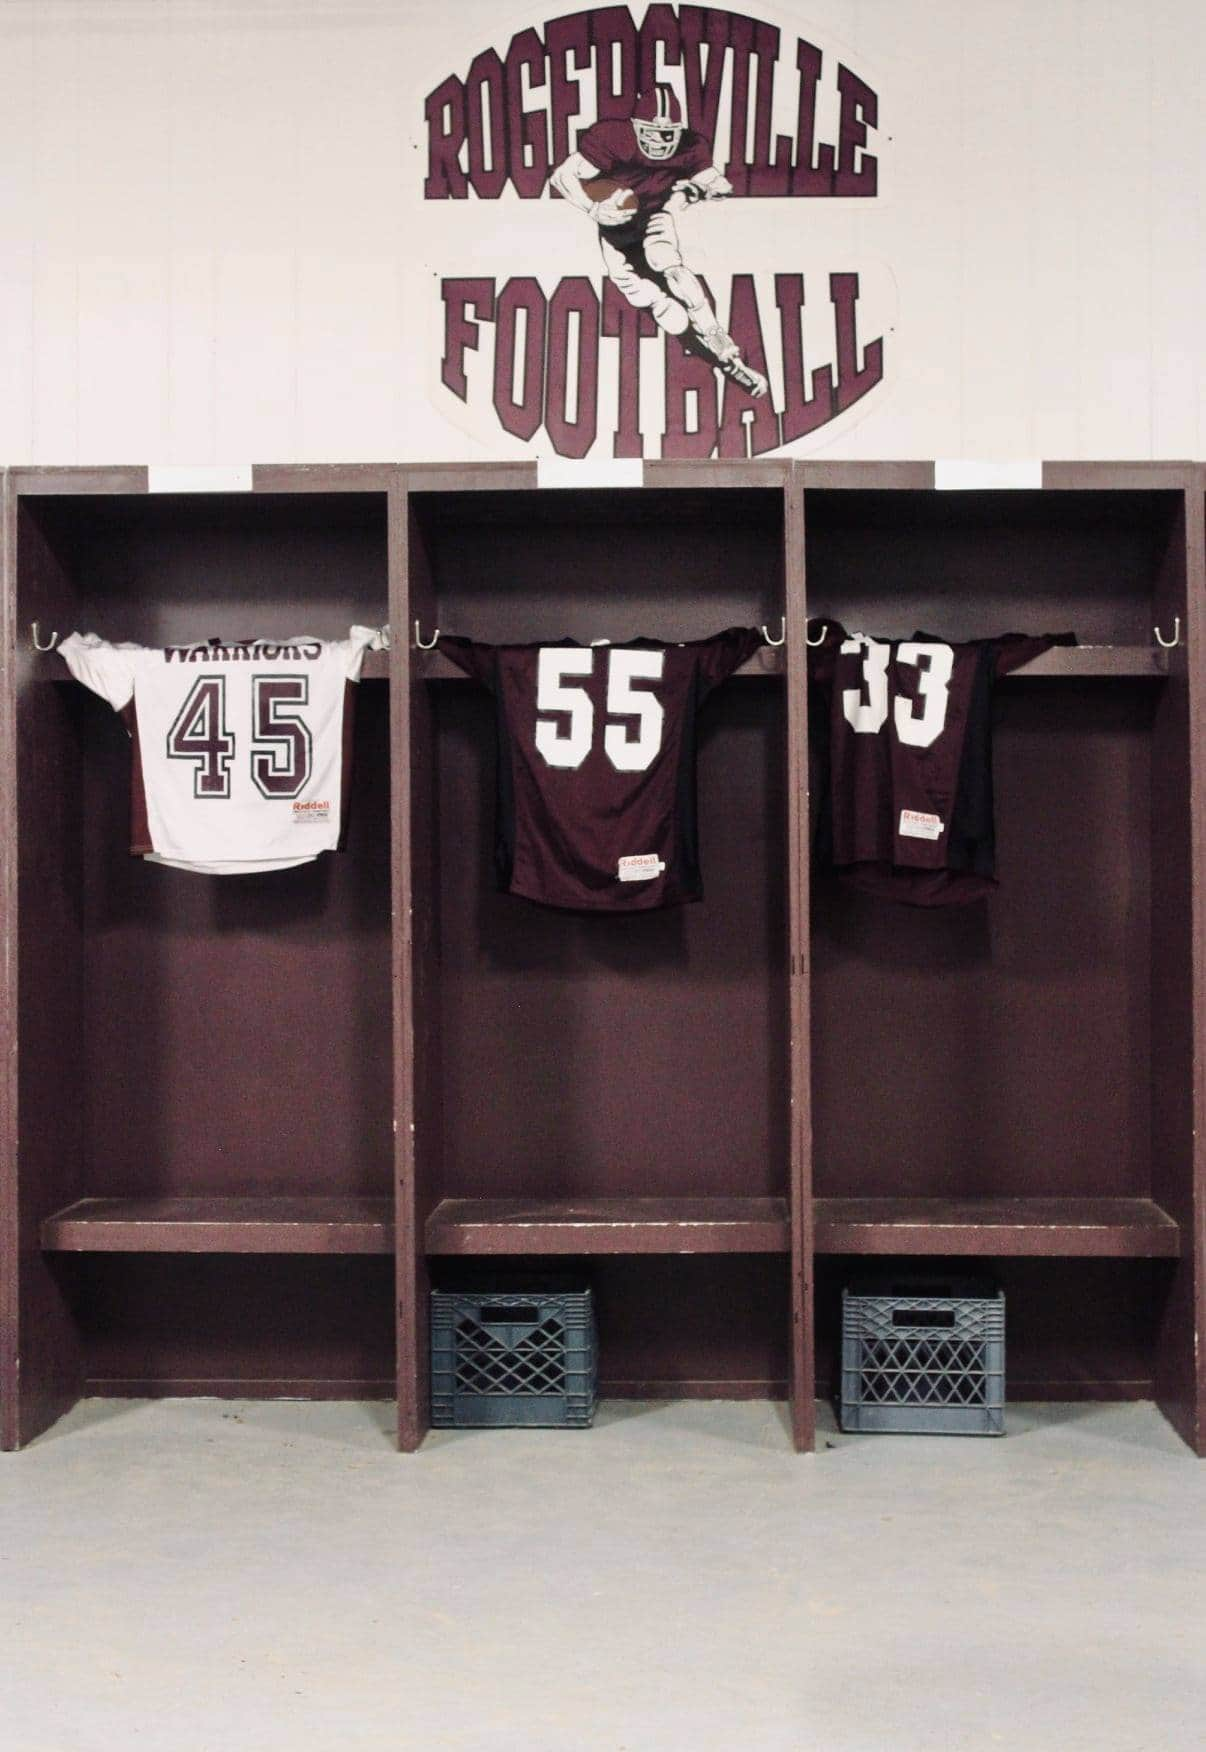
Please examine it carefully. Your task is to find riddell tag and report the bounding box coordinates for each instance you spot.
[618,853,666,882]
[899,808,944,841]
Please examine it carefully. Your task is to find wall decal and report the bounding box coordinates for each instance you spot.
[423,4,891,460]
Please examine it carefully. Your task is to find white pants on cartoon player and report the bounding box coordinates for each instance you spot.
[598,212,768,398]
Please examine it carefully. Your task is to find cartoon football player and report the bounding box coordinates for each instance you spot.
[551,85,769,398]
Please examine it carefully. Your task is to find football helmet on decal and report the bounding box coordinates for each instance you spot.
[631,85,685,161]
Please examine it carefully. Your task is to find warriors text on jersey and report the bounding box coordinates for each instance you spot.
[576,118,713,220]
[440,627,762,912]
[59,626,385,875]
[808,622,1076,905]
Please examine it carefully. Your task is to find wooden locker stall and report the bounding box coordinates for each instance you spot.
[802,461,1206,1453]
[0,466,400,1449]
[395,462,812,1451]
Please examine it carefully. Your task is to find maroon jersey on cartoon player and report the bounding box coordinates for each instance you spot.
[550,85,769,399]
[575,117,713,220]
[808,622,1076,904]
[440,628,762,912]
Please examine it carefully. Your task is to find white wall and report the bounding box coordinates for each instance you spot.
[0,0,1201,465]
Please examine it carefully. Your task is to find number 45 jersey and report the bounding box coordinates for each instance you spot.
[59,626,386,875]
[808,621,1076,905]
[441,628,762,911]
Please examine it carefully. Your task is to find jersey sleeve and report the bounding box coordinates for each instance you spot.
[341,624,389,681]
[576,120,620,175]
[993,631,1077,676]
[57,632,141,711]
[438,636,498,690]
[694,626,764,698]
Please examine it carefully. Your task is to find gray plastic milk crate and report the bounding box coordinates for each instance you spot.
[840,1276,1006,1435]
[430,1287,598,1428]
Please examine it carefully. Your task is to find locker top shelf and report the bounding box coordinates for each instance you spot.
[36,645,1163,681]
[405,645,1168,683]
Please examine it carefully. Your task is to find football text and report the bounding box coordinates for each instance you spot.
[441,271,884,459]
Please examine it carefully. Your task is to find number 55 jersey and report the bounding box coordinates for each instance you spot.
[440,628,762,911]
[59,626,386,874]
[807,621,1076,905]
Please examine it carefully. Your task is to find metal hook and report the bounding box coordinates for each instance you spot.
[1154,617,1181,650]
[805,622,828,648]
[32,622,59,652]
[413,621,440,651]
[761,618,786,647]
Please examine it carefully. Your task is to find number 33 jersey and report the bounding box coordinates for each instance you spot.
[440,628,762,911]
[59,627,385,875]
[808,622,1075,905]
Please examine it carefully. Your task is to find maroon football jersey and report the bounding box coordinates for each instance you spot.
[577,119,713,217]
[808,622,1075,905]
[441,629,762,911]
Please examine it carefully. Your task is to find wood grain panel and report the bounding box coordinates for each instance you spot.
[8,491,87,1446]
[0,471,17,1449]
[786,467,814,1451]
[815,1197,1179,1257]
[428,1254,790,1403]
[11,468,149,497]
[800,462,935,491]
[430,680,784,1207]
[251,465,395,494]
[394,474,438,1451]
[426,1197,789,1255]
[643,461,790,492]
[804,487,1180,644]
[1151,475,1206,1452]
[43,1196,393,1254]
[83,1377,394,1400]
[409,486,785,643]
[73,1254,394,1398]
[414,643,1165,683]
[811,689,1156,1205]
[416,645,787,682]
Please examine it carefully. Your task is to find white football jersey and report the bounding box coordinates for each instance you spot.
[60,626,387,874]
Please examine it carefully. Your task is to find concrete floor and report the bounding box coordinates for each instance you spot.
[1,1400,1204,1751]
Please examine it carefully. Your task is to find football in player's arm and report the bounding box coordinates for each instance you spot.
[550,86,769,399]
[551,152,732,228]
